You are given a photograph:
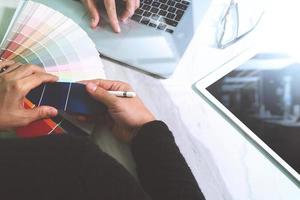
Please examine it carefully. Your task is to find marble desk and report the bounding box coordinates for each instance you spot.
[92,2,300,200]
[94,46,300,200]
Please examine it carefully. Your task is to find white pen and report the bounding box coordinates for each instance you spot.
[108,91,136,98]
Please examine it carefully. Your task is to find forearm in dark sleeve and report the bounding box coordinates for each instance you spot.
[131,121,205,200]
[78,138,151,200]
[0,135,150,200]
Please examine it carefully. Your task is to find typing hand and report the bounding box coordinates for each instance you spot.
[83,79,155,142]
[81,0,140,33]
[0,61,58,131]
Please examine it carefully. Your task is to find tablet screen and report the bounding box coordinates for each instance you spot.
[206,52,300,174]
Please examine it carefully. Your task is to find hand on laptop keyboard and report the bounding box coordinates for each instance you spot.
[81,0,140,33]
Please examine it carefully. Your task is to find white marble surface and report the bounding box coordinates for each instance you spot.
[95,51,300,200]
[93,1,300,199]
[1,0,300,199]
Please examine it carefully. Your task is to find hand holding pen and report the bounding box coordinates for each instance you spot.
[81,79,155,142]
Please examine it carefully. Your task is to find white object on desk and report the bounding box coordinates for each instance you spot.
[108,91,136,98]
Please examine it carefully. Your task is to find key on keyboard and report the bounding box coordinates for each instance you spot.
[131,0,191,34]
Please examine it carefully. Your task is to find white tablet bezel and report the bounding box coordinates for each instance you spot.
[195,47,300,183]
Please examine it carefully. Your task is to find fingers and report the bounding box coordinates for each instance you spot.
[135,0,140,9]
[86,82,119,107]
[82,0,140,33]
[80,79,132,91]
[0,60,16,76]
[23,106,58,125]
[2,62,23,75]
[0,60,15,68]
[19,72,58,95]
[120,0,136,22]
[82,0,100,28]
[104,0,121,33]
[0,72,57,103]
[0,106,57,129]
[0,65,56,97]
[4,64,45,80]
[80,79,115,90]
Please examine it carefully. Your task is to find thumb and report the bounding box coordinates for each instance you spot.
[25,106,58,122]
[86,82,118,107]
[84,0,100,28]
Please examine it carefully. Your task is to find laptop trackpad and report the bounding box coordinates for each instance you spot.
[85,14,176,62]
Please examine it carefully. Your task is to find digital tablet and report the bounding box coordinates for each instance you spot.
[195,48,300,183]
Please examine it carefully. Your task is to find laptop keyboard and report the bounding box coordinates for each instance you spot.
[131,0,191,34]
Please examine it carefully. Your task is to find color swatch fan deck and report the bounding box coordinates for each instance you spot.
[0,0,105,137]
[0,0,105,82]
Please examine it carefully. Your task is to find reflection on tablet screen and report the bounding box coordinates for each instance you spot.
[207,52,300,174]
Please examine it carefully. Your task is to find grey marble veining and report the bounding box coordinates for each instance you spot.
[94,30,300,199]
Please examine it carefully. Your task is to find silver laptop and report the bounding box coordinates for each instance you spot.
[35,0,212,78]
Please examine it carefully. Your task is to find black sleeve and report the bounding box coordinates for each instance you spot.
[131,121,205,200]
[0,135,150,200]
